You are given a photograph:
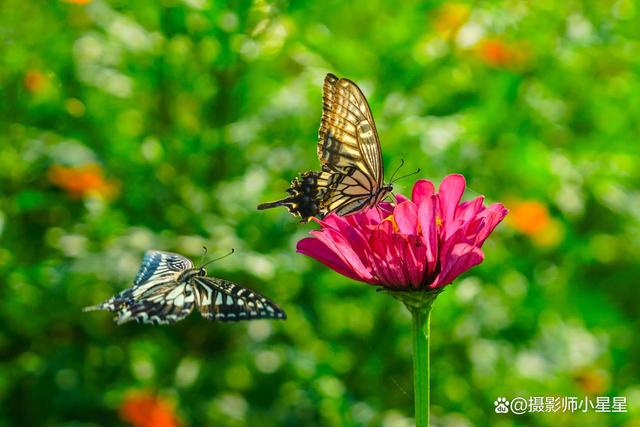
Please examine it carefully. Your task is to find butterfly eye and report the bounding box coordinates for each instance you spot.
[199,268,206,276]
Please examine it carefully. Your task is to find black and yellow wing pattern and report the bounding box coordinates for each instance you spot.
[258,73,392,221]
[84,250,286,325]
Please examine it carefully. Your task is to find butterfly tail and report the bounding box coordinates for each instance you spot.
[83,303,106,312]
[83,295,122,312]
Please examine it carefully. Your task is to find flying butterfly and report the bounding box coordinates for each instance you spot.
[258,73,405,222]
[84,249,286,325]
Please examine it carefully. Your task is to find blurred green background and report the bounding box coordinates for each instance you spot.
[1,0,639,426]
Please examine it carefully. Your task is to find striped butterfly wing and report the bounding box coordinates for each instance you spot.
[191,276,286,322]
[316,166,378,216]
[318,73,384,189]
[132,250,193,287]
[257,74,389,221]
[112,282,195,325]
[84,251,195,324]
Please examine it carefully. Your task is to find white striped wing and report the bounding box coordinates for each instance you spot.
[133,250,193,287]
[192,276,286,322]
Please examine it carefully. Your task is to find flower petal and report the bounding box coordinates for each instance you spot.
[397,234,428,289]
[418,195,439,275]
[438,174,466,236]
[307,228,375,283]
[394,201,419,235]
[297,237,377,284]
[456,196,485,222]
[411,179,435,206]
[394,194,409,205]
[431,243,484,288]
[369,229,408,288]
[474,203,509,247]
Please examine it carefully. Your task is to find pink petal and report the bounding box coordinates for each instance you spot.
[394,201,419,235]
[438,174,466,237]
[474,203,509,247]
[431,243,484,288]
[397,234,428,289]
[308,228,375,283]
[411,179,435,206]
[297,238,375,283]
[369,229,409,289]
[418,195,439,275]
[315,212,349,232]
[456,196,485,222]
[394,194,409,205]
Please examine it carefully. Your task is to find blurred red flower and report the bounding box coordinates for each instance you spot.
[297,175,508,290]
[476,38,530,68]
[120,391,182,427]
[47,163,119,199]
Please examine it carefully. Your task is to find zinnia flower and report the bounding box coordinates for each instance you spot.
[297,174,508,290]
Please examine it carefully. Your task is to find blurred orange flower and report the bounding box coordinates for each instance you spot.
[432,3,470,39]
[508,200,563,247]
[476,38,530,68]
[47,163,119,200]
[62,0,92,4]
[509,200,550,236]
[24,70,47,93]
[120,391,182,427]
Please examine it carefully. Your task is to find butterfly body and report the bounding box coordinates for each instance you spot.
[84,250,286,325]
[258,73,391,222]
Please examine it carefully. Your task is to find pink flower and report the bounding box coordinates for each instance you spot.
[297,174,508,290]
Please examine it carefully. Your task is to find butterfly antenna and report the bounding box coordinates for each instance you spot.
[389,158,405,182]
[391,167,421,184]
[201,248,235,268]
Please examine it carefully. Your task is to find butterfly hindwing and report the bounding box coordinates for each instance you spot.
[191,276,286,322]
[115,282,196,325]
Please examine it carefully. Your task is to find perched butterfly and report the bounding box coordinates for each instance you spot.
[84,250,286,325]
[258,73,394,221]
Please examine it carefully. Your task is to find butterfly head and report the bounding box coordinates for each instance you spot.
[198,267,207,277]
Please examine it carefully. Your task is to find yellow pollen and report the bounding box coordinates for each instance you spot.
[436,216,443,227]
[383,214,400,233]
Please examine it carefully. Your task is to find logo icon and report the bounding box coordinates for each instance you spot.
[494,397,510,413]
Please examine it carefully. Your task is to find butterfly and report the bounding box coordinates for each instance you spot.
[83,250,286,325]
[258,73,393,222]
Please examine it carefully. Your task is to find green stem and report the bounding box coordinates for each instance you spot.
[384,288,441,427]
[411,305,432,427]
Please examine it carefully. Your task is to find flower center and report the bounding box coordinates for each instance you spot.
[435,215,443,227]
[382,214,400,233]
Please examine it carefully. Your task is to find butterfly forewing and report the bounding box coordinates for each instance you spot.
[133,251,193,287]
[191,276,286,322]
[257,73,390,221]
[319,74,384,183]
